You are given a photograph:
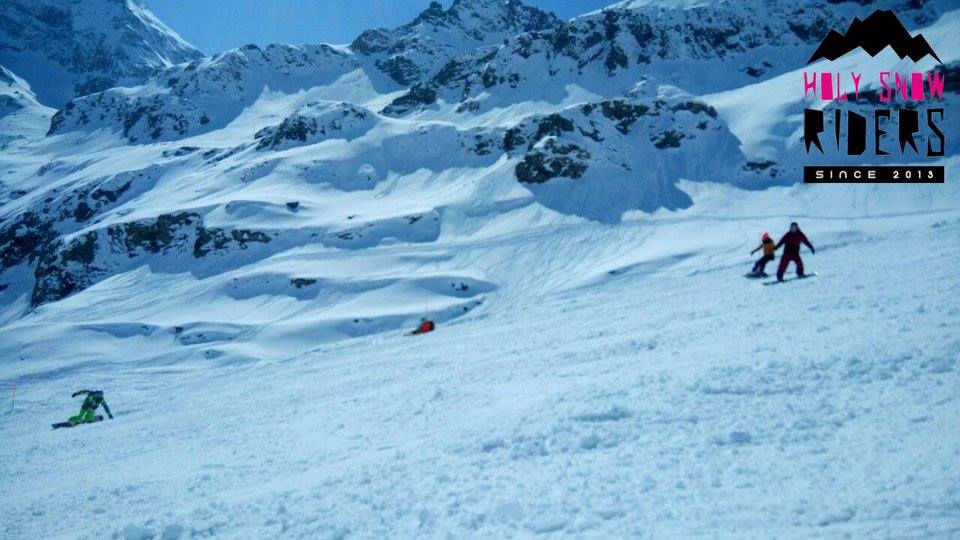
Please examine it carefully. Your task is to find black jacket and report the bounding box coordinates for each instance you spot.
[776,231,814,256]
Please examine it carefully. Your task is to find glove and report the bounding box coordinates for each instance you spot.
[71,391,80,398]
[811,247,816,254]
[108,413,114,419]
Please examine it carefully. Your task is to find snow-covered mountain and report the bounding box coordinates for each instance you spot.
[0,65,44,122]
[384,0,954,117]
[1,0,957,311]
[0,0,203,107]
[500,87,751,221]
[47,43,366,142]
[352,0,560,86]
[1,1,958,536]
[0,65,33,110]
[0,65,54,166]
[46,0,559,143]
[1,0,956,347]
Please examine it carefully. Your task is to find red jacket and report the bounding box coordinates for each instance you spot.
[776,231,814,256]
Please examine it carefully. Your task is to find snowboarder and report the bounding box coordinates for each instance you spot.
[749,232,777,276]
[52,390,113,429]
[775,222,815,281]
[410,318,435,336]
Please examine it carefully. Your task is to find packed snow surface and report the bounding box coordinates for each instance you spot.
[2,170,958,537]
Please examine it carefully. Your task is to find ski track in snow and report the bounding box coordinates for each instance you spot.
[1,209,958,538]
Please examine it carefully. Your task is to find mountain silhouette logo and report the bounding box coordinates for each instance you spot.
[806,9,942,65]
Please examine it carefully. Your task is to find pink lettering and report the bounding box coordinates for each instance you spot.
[894,73,909,100]
[803,72,817,99]
[911,72,924,100]
[927,71,945,100]
[879,72,891,102]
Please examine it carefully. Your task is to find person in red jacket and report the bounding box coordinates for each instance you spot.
[410,318,435,336]
[775,222,815,281]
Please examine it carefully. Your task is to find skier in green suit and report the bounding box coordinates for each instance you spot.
[52,390,113,429]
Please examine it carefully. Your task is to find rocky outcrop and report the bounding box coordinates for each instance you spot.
[501,91,744,222]
[31,211,275,306]
[255,102,376,151]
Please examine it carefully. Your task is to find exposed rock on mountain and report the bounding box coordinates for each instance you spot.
[504,87,746,222]
[255,102,377,151]
[353,0,559,86]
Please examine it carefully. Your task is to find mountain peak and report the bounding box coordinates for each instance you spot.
[405,0,559,35]
[412,1,449,25]
[0,0,203,107]
[351,0,559,86]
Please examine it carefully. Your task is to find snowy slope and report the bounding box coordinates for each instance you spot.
[1,165,958,537]
[0,0,958,537]
[0,0,203,107]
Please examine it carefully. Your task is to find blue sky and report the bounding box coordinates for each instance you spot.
[148,0,613,54]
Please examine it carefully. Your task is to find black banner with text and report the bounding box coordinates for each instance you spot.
[804,165,944,183]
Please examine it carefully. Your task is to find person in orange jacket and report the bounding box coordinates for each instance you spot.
[410,318,435,336]
[749,232,777,275]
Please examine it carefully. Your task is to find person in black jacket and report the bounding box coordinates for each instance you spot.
[775,222,815,281]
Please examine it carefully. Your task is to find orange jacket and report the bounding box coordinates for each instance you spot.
[753,238,776,257]
[414,320,435,334]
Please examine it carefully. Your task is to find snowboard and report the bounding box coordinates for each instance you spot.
[763,272,818,286]
[52,415,103,429]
